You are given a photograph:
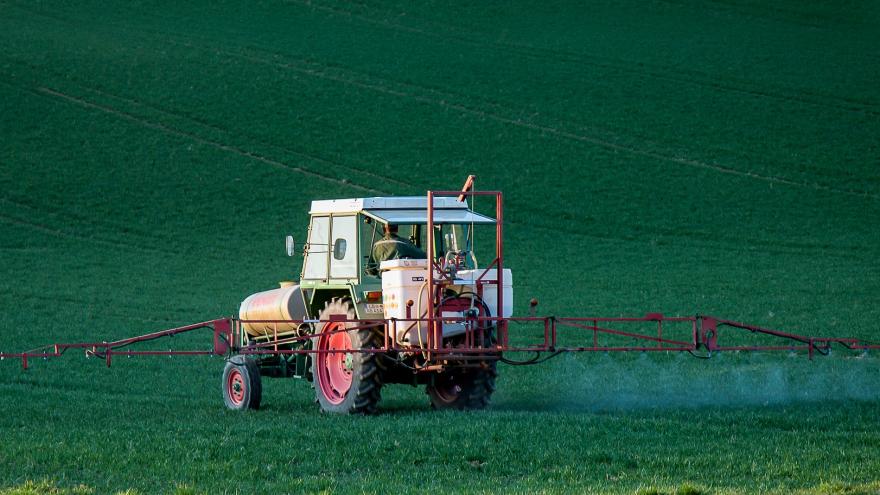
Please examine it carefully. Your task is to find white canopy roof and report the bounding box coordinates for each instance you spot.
[362,208,495,225]
[309,196,496,224]
[310,196,468,213]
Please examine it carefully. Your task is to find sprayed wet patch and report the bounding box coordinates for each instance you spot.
[493,351,880,412]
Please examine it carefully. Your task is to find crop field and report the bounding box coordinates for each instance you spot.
[1,0,879,493]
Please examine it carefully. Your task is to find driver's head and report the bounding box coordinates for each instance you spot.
[384,224,398,235]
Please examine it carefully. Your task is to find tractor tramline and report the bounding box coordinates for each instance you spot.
[3,177,878,414]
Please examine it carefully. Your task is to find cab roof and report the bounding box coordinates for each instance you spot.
[309,196,496,225]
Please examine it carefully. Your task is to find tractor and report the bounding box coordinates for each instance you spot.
[230,187,510,414]
[5,180,876,414]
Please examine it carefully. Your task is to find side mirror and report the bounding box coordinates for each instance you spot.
[285,235,296,257]
[333,238,347,260]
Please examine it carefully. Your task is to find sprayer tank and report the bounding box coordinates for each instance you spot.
[239,284,308,337]
[380,259,513,343]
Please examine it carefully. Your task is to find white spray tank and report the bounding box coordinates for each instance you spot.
[379,259,512,345]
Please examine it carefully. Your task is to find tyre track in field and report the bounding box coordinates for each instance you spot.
[75,86,417,191]
[0,71,385,196]
[290,0,880,116]
[0,50,406,194]
[6,2,875,199]
[0,247,51,253]
[2,10,873,256]
[0,77,308,260]
[0,23,412,195]
[0,174,272,265]
[232,42,880,196]
[383,1,880,113]
[518,217,866,261]
[0,212,186,257]
[140,17,880,198]
[0,197,190,255]
[0,73,401,257]
[0,149,179,256]
[661,0,878,32]
[4,50,872,257]
[0,168,233,263]
[44,72,870,257]
[0,289,206,325]
[32,86,384,195]
[168,39,877,200]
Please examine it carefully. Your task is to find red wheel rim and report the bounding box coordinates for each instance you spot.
[227,368,245,406]
[317,323,353,405]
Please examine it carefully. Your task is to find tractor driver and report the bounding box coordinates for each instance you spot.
[366,223,427,276]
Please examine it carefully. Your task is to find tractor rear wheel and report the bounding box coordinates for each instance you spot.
[427,364,497,410]
[427,295,497,410]
[222,355,262,411]
[312,298,383,414]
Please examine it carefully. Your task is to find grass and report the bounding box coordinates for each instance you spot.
[1,0,879,493]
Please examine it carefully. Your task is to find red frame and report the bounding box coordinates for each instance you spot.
[426,190,505,360]
[3,189,879,370]
[3,313,878,370]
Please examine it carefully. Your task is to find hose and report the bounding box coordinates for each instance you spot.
[414,279,429,355]
[811,341,831,356]
[687,349,712,360]
[499,350,565,366]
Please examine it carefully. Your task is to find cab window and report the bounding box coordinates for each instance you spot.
[330,215,357,279]
[303,216,329,279]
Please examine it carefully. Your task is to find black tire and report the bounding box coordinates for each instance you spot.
[312,298,383,414]
[222,355,262,411]
[427,363,497,410]
[427,295,498,410]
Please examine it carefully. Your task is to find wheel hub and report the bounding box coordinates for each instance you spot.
[317,323,353,405]
[227,368,245,405]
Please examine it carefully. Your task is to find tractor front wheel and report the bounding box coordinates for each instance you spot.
[312,298,383,414]
[222,355,262,410]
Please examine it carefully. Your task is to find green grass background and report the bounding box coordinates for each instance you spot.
[1,0,879,493]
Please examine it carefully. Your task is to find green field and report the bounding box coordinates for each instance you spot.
[2,1,879,493]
